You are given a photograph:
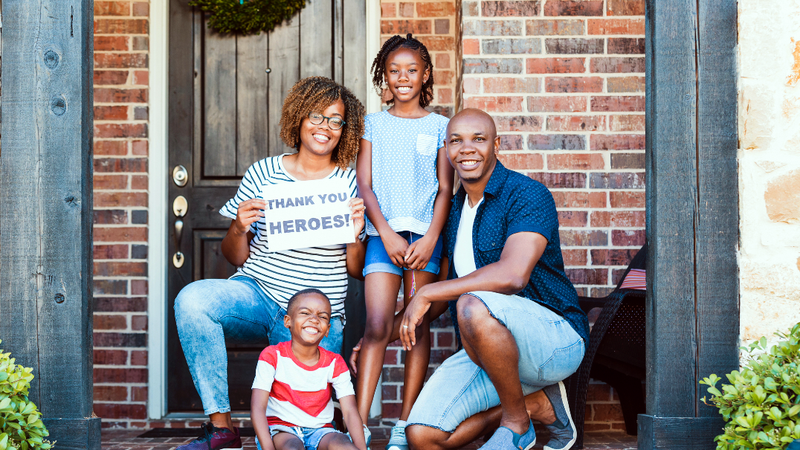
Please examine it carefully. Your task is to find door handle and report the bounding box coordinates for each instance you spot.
[174,219,184,247]
[172,195,188,268]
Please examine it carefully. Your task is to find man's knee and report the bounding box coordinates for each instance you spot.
[456,294,490,328]
[406,424,445,450]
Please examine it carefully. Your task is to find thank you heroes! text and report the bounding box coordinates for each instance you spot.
[261,177,354,252]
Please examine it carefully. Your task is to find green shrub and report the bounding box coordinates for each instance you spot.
[701,323,800,450]
[0,340,52,450]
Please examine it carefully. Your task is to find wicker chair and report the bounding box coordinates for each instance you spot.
[564,244,647,448]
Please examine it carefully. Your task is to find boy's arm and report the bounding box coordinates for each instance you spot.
[251,389,276,450]
[338,395,368,450]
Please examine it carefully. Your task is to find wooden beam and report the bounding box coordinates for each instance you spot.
[638,416,724,450]
[694,0,739,414]
[642,0,739,447]
[0,0,100,448]
[644,0,700,418]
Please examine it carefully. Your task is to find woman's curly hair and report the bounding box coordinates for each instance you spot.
[371,33,434,108]
[280,76,366,169]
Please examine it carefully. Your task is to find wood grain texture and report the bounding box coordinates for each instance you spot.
[342,0,368,103]
[694,0,739,417]
[638,415,724,450]
[42,419,101,450]
[203,25,238,177]
[0,0,98,442]
[643,0,739,444]
[644,0,700,419]
[236,32,269,176]
[300,0,334,80]
[268,16,301,156]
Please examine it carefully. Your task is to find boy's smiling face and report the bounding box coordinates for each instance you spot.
[284,293,332,346]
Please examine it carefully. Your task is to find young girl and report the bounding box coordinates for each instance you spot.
[355,34,454,450]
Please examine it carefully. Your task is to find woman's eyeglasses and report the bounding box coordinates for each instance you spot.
[308,112,346,130]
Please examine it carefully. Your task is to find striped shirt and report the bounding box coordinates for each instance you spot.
[219,154,357,318]
[252,341,354,428]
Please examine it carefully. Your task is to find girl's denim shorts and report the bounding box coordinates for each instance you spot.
[363,231,443,277]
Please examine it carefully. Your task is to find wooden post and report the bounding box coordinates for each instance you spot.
[0,1,100,448]
[641,0,739,448]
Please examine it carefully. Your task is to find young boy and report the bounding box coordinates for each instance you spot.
[251,289,369,450]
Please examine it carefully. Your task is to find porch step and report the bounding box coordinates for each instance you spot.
[101,429,638,450]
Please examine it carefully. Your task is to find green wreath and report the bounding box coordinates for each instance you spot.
[188,0,307,35]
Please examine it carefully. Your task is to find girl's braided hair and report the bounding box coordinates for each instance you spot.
[371,33,434,108]
[280,76,366,169]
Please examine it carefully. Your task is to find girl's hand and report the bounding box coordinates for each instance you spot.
[382,230,410,268]
[349,198,366,240]
[234,199,266,235]
[404,235,437,271]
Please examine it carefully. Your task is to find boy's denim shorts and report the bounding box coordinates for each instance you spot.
[407,291,585,433]
[363,231,443,277]
[256,425,339,450]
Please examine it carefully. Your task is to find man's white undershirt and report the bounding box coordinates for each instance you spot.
[453,198,483,278]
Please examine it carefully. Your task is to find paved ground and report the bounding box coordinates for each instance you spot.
[101,428,638,450]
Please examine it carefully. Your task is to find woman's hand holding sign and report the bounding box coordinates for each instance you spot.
[222,198,266,266]
[233,199,266,235]
[348,198,366,240]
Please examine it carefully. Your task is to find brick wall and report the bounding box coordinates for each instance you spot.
[460,0,645,431]
[92,0,151,428]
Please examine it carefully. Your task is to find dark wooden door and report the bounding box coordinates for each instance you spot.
[167,0,367,412]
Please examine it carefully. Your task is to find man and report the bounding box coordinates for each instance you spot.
[399,109,589,450]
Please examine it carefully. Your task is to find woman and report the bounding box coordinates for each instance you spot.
[174,76,366,450]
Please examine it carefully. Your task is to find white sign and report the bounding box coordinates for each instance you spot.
[261,177,355,252]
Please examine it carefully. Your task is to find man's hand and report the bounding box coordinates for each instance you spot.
[349,198,366,240]
[400,286,432,351]
[404,234,437,271]
[234,199,266,235]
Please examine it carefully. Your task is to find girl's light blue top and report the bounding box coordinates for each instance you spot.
[363,110,450,237]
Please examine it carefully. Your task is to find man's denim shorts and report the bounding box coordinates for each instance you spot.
[363,231,443,277]
[256,425,339,450]
[407,291,585,433]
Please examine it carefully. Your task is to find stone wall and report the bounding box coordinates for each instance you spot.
[738,1,800,344]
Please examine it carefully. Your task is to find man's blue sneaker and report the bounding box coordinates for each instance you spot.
[385,424,408,450]
[480,420,535,450]
[176,423,243,450]
[543,381,577,450]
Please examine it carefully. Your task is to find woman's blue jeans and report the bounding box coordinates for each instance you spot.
[174,276,344,415]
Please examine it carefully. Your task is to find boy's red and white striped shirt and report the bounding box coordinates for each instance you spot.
[252,341,354,428]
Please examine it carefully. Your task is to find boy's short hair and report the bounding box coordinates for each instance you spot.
[286,288,330,314]
[279,76,366,170]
